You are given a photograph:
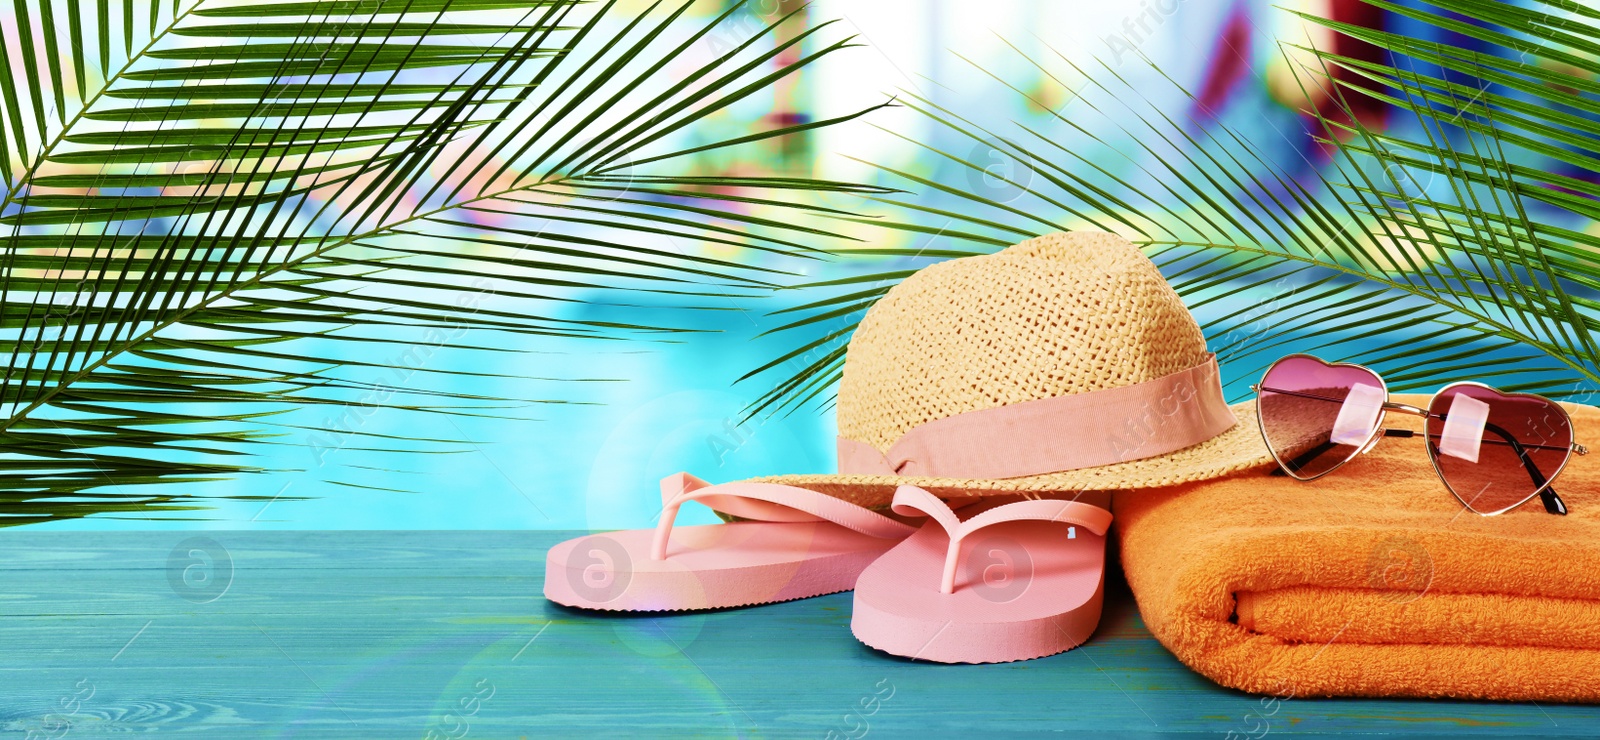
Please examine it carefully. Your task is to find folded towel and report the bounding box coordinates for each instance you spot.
[1113,395,1600,702]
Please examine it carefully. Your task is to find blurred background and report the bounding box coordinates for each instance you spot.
[6,0,1592,529]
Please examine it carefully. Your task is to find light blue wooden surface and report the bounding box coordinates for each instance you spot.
[0,530,1596,738]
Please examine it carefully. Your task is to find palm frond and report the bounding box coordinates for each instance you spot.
[0,0,891,523]
[749,0,1600,419]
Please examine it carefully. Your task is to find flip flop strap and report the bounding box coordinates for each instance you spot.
[890,485,1113,594]
[650,473,917,560]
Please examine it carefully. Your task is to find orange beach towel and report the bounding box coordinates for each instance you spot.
[1113,396,1600,702]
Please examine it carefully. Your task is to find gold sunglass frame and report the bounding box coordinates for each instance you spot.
[1251,354,1587,517]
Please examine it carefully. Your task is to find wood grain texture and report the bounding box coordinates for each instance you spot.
[0,530,1595,738]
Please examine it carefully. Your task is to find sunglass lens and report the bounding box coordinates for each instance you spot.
[1426,385,1573,515]
[1258,356,1386,479]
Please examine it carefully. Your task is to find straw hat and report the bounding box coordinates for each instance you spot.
[750,230,1276,508]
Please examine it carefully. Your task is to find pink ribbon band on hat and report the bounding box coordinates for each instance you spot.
[836,354,1236,479]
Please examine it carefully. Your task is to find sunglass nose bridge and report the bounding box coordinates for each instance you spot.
[1382,401,1430,417]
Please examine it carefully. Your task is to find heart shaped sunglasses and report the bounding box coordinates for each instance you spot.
[1252,354,1587,516]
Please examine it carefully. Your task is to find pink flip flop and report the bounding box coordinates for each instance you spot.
[851,485,1113,664]
[543,473,917,611]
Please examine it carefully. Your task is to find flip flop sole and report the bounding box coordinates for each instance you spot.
[851,518,1106,663]
[544,521,900,611]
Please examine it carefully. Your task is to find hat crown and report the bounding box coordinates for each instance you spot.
[837,231,1210,451]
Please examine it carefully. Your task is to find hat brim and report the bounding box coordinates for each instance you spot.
[747,401,1276,509]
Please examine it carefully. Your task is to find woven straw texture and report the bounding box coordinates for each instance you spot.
[751,231,1276,508]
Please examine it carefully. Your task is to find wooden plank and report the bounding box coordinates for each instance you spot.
[0,530,1595,737]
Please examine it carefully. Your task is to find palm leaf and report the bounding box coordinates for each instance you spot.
[749,0,1600,421]
[0,0,891,524]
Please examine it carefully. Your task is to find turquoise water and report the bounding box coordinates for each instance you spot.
[37,287,843,531]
